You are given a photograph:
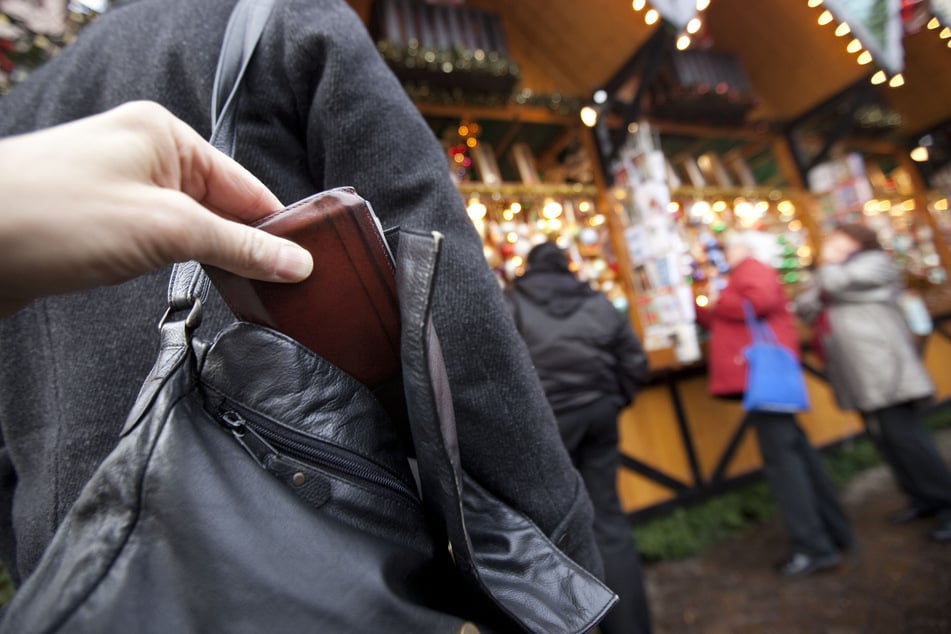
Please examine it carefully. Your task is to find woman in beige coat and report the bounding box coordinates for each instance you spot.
[795,223,951,542]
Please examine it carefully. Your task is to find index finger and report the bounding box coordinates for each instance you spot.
[168,115,283,223]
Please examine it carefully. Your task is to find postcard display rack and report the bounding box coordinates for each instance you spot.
[808,153,948,286]
[611,124,702,365]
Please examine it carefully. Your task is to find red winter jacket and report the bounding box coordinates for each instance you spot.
[696,257,800,397]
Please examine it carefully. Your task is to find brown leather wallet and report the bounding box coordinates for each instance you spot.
[205,187,400,387]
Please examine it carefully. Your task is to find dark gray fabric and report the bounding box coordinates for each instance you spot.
[507,271,648,414]
[863,401,951,516]
[0,0,599,586]
[749,411,853,558]
[557,398,652,634]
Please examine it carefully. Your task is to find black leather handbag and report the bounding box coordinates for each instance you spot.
[0,1,615,632]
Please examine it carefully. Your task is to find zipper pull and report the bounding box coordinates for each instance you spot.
[219,410,277,468]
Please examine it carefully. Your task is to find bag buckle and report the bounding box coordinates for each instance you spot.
[158,298,203,331]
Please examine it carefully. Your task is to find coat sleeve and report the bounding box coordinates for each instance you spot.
[792,279,823,324]
[818,253,900,300]
[612,314,649,404]
[283,0,603,577]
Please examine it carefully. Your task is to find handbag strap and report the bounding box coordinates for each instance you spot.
[743,300,778,346]
[165,0,277,317]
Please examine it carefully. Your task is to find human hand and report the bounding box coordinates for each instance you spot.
[0,102,313,317]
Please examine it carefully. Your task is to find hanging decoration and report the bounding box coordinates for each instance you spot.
[809,0,905,77]
[630,0,711,51]
[926,0,951,50]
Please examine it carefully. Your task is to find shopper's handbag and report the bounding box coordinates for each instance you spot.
[0,1,616,632]
[741,301,810,413]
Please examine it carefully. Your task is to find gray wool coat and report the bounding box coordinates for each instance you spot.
[794,250,934,412]
[0,0,600,585]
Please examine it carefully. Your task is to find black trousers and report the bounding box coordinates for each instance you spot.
[556,398,651,634]
[750,411,854,557]
[862,401,951,518]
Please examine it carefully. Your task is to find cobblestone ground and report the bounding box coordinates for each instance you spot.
[644,429,951,634]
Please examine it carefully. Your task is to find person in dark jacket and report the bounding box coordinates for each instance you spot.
[507,242,652,634]
[0,0,603,600]
[795,223,951,542]
[697,231,854,577]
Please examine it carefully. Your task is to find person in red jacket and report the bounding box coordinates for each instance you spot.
[697,231,853,577]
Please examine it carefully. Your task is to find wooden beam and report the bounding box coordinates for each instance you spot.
[536,127,578,171]
[414,102,577,126]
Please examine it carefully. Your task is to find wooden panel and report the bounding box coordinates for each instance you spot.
[618,469,677,513]
[924,332,951,400]
[886,29,951,134]
[704,0,865,122]
[618,386,693,483]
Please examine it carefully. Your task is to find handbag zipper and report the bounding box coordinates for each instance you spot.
[219,409,419,504]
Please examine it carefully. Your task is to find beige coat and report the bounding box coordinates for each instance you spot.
[795,251,933,412]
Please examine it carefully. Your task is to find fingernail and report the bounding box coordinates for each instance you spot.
[274,243,313,281]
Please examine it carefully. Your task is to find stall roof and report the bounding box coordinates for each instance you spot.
[346,0,951,137]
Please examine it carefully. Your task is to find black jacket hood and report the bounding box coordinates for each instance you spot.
[513,270,596,318]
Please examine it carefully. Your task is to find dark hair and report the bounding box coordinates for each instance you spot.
[833,223,882,252]
[526,242,569,272]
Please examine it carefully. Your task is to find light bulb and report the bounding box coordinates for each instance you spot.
[687,17,702,34]
[818,10,833,25]
[645,8,659,24]
[834,22,850,37]
[888,73,905,88]
[846,38,862,53]
[870,70,886,84]
[632,0,646,11]
[676,34,691,50]
[857,50,872,65]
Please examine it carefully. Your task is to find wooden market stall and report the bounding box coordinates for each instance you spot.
[345,0,951,515]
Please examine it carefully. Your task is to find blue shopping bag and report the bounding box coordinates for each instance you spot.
[741,302,809,413]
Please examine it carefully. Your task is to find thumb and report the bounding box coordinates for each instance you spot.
[182,201,314,283]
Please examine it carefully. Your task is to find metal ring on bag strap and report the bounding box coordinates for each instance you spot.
[162,0,277,327]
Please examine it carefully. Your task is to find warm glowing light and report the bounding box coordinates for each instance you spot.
[668,201,681,213]
[834,22,851,36]
[935,199,949,211]
[593,89,607,104]
[807,0,823,7]
[941,27,951,39]
[911,146,929,162]
[864,200,880,214]
[755,200,770,213]
[542,199,563,219]
[696,295,710,308]
[466,137,478,148]
[712,200,728,212]
[548,218,563,231]
[502,210,514,221]
[878,200,891,213]
[696,0,711,11]
[778,200,795,215]
[645,8,659,24]
[788,220,803,231]
[510,202,522,213]
[901,199,916,212]
[506,232,518,244]
[857,50,872,65]
[676,34,691,50]
[846,38,862,53]
[467,198,487,221]
[818,10,833,25]
[580,106,598,127]
[511,256,524,267]
[632,0,646,10]
[870,70,887,85]
[928,17,940,29]
[798,246,812,258]
[591,214,606,227]
[687,17,702,34]
[579,201,592,213]
[889,73,905,88]
[458,124,469,137]
[453,154,464,164]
